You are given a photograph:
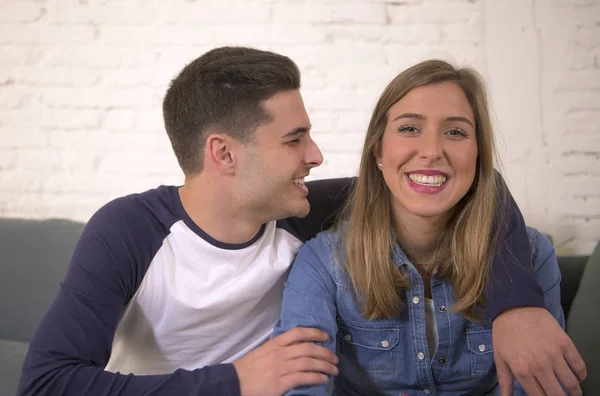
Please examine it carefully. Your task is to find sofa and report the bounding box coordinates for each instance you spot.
[0,218,86,396]
[1,218,598,395]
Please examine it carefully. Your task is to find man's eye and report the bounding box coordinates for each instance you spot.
[287,139,301,145]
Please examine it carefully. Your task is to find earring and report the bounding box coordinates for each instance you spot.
[377,162,383,168]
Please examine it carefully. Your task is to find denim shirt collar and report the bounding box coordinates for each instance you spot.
[391,240,446,288]
[391,241,412,269]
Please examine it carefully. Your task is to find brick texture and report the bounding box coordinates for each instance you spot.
[0,0,598,254]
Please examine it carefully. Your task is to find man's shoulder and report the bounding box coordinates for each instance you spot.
[93,185,179,223]
[84,185,182,244]
[64,186,183,302]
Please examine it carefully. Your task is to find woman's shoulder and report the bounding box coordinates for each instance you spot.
[301,226,343,257]
[525,226,556,263]
[292,225,348,277]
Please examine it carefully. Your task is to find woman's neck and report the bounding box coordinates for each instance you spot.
[394,211,449,269]
[395,215,448,299]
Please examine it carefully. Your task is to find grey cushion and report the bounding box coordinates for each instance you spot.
[0,218,85,342]
[0,340,29,396]
[567,241,600,394]
[558,255,588,320]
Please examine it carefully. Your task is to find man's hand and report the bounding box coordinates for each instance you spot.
[493,307,587,396]
[233,327,339,396]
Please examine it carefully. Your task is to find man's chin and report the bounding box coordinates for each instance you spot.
[269,200,311,220]
[289,202,311,219]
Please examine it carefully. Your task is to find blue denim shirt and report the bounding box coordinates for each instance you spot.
[273,227,564,396]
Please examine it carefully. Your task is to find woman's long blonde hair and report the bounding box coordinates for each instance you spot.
[340,59,506,321]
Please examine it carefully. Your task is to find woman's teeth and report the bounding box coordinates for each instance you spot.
[408,173,447,187]
[293,178,305,187]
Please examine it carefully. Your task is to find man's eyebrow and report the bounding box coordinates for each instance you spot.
[282,126,310,138]
[392,113,475,127]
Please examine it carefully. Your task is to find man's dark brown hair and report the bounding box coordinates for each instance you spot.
[162,46,301,175]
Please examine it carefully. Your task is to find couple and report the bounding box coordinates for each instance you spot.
[18,47,586,395]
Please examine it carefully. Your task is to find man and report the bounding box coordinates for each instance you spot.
[19,47,585,396]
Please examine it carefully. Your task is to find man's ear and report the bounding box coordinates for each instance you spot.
[205,133,237,174]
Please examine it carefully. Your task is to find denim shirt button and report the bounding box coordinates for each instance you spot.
[344,334,352,342]
[438,358,445,364]
[381,340,389,348]
[438,305,446,312]
[417,352,425,360]
[478,344,486,352]
[412,296,420,304]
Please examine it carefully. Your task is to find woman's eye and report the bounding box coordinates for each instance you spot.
[446,128,467,137]
[398,125,419,133]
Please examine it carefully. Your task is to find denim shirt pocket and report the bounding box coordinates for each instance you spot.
[337,320,400,375]
[466,325,495,376]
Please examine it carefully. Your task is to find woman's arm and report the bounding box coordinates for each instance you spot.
[273,235,339,396]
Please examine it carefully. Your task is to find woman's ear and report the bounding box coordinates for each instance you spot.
[374,143,383,169]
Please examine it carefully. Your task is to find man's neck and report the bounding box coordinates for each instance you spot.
[179,175,264,245]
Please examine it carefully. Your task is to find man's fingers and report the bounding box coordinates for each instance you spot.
[495,355,514,396]
[506,355,546,396]
[279,372,329,392]
[272,327,329,346]
[234,328,338,396]
[513,362,552,396]
[280,342,338,365]
[533,365,567,396]
[563,343,587,382]
[516,375,546,396]
[280,356,339,377]
[553,358,583,396]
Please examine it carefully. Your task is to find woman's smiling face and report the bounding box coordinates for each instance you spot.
[376,81,478,222]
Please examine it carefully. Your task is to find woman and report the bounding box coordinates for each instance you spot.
[273,60,564,395]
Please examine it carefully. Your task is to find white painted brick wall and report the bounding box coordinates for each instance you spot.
[0,0,598,254]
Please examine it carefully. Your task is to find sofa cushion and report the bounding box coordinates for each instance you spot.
[0,218,85,342]
[0,339,29,396]
[557,255,588,320]
[567,241,600,394]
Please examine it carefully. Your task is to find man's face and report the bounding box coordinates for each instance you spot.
[235,90,323,222]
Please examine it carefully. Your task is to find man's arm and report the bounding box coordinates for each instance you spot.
[18,198,240,395]
[304,175,586,395]
[490,175,586,396]
[484,177,545,320]
[303,175,545,319]
[302,175,553,319]
[19,195,338,396]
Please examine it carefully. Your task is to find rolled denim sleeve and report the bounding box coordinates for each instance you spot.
[531,231,565,328]
[513,229,566,394]
[273,235,339,396]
